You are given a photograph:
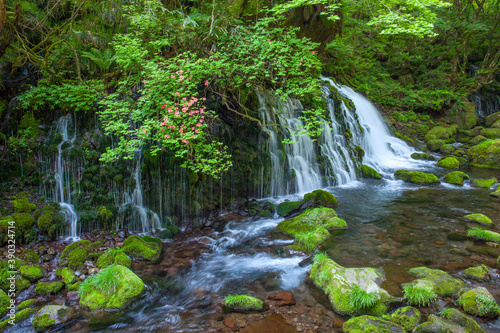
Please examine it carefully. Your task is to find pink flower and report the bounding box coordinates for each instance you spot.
[196,123,201,127]
[171,75,175,78]
[195,130,199,133]
[143,80,147,84]
[179,70,183,73]
[143,129,148,133]
[308,64,311,67]
[202,97,206,101]
[165,135,169,139]
[204,80,209,86]
[299,62,302,66]
[192,135,195,138]
[312,51,315,54]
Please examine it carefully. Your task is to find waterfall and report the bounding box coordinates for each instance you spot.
[54,115,79,239]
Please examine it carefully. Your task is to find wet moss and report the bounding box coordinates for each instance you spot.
[440,308,484,333]
[277,201,300,217]
[437,156,460,169]
[443,171,469,186]
[463,265,490,282]
[276,207,346,236]
[458,287,500,317]
[468,139,500,169]
[224,294,264,311]
[410,153,436,161]
[32,305,74,332]
[467,228,500,243]
[386,306,421,331]
[394,170,440,185]
[464,213,492,226]
[17,299,37,311]
[343,315,405,333]
[59,240,92,270]
[21,249,40,263]
[123,235,162,261]
[404,267,465,301]
[97,249,131,269]
[19,265,46,282]
[37,206,57,238]
[61,267,76,284]
[470,178,497,188]
[12,192,36,213]
[35,281,64,295]
[0,289,10,318]
[361,165,382,179]
[427,139,444,151]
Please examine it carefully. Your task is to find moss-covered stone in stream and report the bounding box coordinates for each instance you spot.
[437,156,460,169]
[425,126,456,142]
[35,281,64,295]
[0,289,10,318]
[293,228,331,252]
[458,287,500,317]
[464,213,492,226]
[277,201,300,217]
[491,184,500,198]
[485,112,500,127]
[443,171,470,186]
[411,153,436,161]
[385,306,421,331]
[470,178,497,188]
[0,307,36,330]
[467,228,500,243]
[468,139,500,169]
[59,240,96,270]
[19,265,46,282]
[32,305,75,332]
[276,207,346,236]
[343,315,405,333]
[394,170,440,185]
[469,135,487,146]
[20,249,39,263]
[17,299,37,311]
[61,267,76,284]
[414,314,470,333]
[277,189,338,217]
[440,144,455,155]
[361,165,382,179]
[97,249,131,268]
[79,264,144,311]
[223,294,264,312]
[123,235,162,261]
[441,308,484,333]
[463,265,490,282]
[309,253,394,316]
[427,139,445,151]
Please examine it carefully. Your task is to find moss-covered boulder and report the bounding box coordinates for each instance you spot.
[13,213,35,235]
[483,128,500,138]
[59,240,93,270]
[491,184,500,198]
[37,206,58,238]
[470,178,497,188]
[492,119,500,128]
[394,170,440,185]
[414,314,468,333]
[411,153,436,161]
[277,201,300,217]
[32,305,75,332]
[403,267,464,306]
[19,265,46,282]
[97,249,132,269]
[20,249,40,264]
[0,307,36,330]
[17,299,37,311]
[469,135,487,146]
[485,112,500,127]
[343,315,405,333]
[309,254,393,316]
[468,139,500,169]
[224,294,265,312]
[425,126,456,142]
[427,139,445,151]
[361,165,382,179]
[277,190,339,217]
[12,192,36,213]
[385,306,421,331]
[458,287,500,318]
[35,281,64,295]
[463,265,490,282]
[441,308,484,333]
[443,171,470,186]
[0,289,10,318]
[61,267,76,284]
[440,144,455,155]
[437,157,460,169]
[467,228,500,243]
[79,264,144,311]
[464,213,492,226]
[123,235,162,261]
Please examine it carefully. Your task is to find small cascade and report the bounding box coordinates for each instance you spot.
[54,115,79,239]
[469,93,500,117]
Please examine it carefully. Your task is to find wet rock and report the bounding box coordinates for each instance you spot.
[411,153,436,161]
[441,308,484,333]
[32,305,75,332]
[394,169,440,185]
[47,247,56,255]
[97,249,131,269]
[223,295,266,313]
[443,171,470,186]
[268,291,295,306]
[123,235,162,262]
[387,306,421,332]
[343,315,405,333]
[35,281,64,295]
[463,265,490,282]
[414,314,466,333]
[240,313,297,333]
[464,213,493,226]
[67,291,80,301]
[19,265,46,282]
[223,317,238,331]
[438,156,460,169]
[405,267,465,297]
[458,287,500,317]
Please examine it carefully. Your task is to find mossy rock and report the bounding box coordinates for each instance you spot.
[468,139,500,169]
[293,228,330,252]
[310,255,393,316]
[361,165,382,179]
[276,207,346,236]
[411,153,436,161]
[485,112,500,127]
[437,157,460,169]
[491,185,500,198]
[491,119,500,128]
[277,190,338,217]
[224,294,264,312]
[414,314,469,333]
[470,178,497,188]
[37,206,57,238]
[0,307,36,329]
[464,214,492,226]
[123,235,162,261]
[35,281,64,295]
[394,170,440,185]
[458,287,500,318]
[61,267,76,284]
[469,126,486,137]
[463,265,490,282]
[405,267,465,297]
[17,298,38,311]
[0,289,10,318]
[32,305,75,332]
[425,126,456,142]
[427,139,445,151]
[343,315,405,333]
[440,144,455,155]
[385,306,421,331]
[483,128,500,139]
[277,201,300,217]
[79,264,145,311]
[443,172,469,186]
[97,250,132,269]
[21,249,40,263]
[13,212,35,234]
[59,240,92,270]
[469,135,487,146]
[467,228,500,243]
[441,308,484,333]
[19,265,46,282]
[12,192,36,213]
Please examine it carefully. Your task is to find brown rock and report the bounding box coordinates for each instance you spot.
[267,290,295,306]
[240,314,297,333]
[223,317,238,331]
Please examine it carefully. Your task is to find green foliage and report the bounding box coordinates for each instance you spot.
[313,252,330,264]
[348,285,379,312]
[403,284,437,306]
[224,294,264,310]
[81,48,115,73]
[467,228,500,243]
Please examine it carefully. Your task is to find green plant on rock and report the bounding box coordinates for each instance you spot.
[467,228,500,243]
[403,283,437,306]
[348,284,379,312]
[224,294,264,310]
[294,228,330,252]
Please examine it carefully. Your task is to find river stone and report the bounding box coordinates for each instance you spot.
[79,264,145,311]
[411,153,436,161]
[123,235,162,261]
[32,305,75,332]
[443,171,469,186]
[240,313,297,333]
[394,170,440,185]
[491,185,500,198]
[277,190,338,217]
[35,281,64,295]
[485,112,500,127]
[468,139,500,169]
[464,213,492,226]
[387,306,421,331]
[457,287,500,317]
[414,314,466,333]
[425,126,456,141]
[19,265,46,282]
[469,135,487,146]
[343,315,405,332]
[309,256,393,316]
[441,308,485,333]
[406,267,465,296]
[437,156,460,169]
[463,265,490,282]
[470,178,497,188]
[361,165,382,179]
[427,139,445,151]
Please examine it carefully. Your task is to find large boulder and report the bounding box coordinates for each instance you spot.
[443,171,469,186]
[425,126,456,142]
[386,306,421,331]
[437,157,460,169]
[458,287,500,318]
[123,235,162,261]
[32,305,75,332]
[464,213,492,226]
[485,112,500,127]
[79,264,144,311]
[394,170,440,185]
[59,240,100,270]
[468,139,500,169]
[277,189,338,217]
[441,308,484,333]
[463,265,490,282]
[309,254,394,316]
[361,165,382,179]
[343,315,405,332]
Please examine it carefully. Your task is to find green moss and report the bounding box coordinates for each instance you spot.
[343,315,405,332]
[293,228,330,252]
[440,144,455,154]
[361,165,382,179]
[37,206,57,237]
[0,289,10,318]
[35,281,64,295]
[485,112,500,127]
[437,156,460,169]
[19,265,46,282]
[403,280,437,306]
[458,287,500,318]
[470,178,497,188]
[224,294,264,311]
[415,314,473,332]
[97,248,131,269]
[469,135,487,145]
[464,213,492,225]
[463,265,490,282]
[13,213,35,234]
[425,126,456,141]
[441,308,484,333]
[443,171,469,185]
[79,264,145,311]
[61,267,76,284]
[123,235,162,261]
[67,282,80,291]
[394,169,440,185]
[468,139,500,169]
[12,192,36,213]
[303,189,338,207]
[410,153,436,161]
[32,305,74,332]
[276,207,346,236]
[277,201,300,217]
[21,249,40,263]
[467,228,500,243]
[59,240,92,270]
[427,139,444,151]
[17,299,37,311]
[386,306,421,331]
[403,267,465,303]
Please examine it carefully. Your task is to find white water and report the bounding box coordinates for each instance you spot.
[54,115,79,239]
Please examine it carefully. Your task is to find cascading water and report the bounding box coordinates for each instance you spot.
[54,114,79,239]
